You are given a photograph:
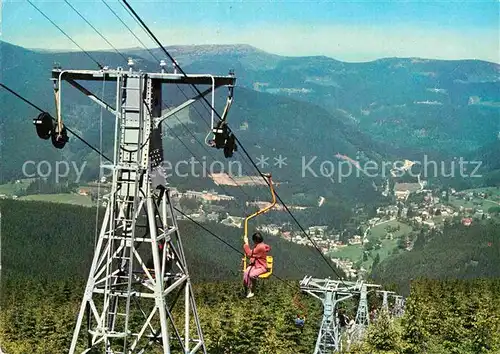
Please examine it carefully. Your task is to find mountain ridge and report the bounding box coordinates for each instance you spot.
[16,40,499,66]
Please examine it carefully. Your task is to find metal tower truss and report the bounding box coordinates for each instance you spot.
[376,290,396,313]
[299,277,354,353]
[53,63,235,354]
[351,282,380,343]
[300,276,381,353]
[392,295,405,318]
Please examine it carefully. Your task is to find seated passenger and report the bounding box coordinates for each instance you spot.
[295,314,305,328]
[243,232,271,298]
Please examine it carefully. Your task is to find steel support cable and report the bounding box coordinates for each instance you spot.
[161,84,266,193]
[26,0,103,69]
[161,116,305,280]
[63,0,128,63]
[167,99,267,202]
[189,104,269,192]
[115,0,266,192]
[165,126,306,282]
[117,0,280,195]
[174,207,299,290]
[104,0,260,199]
[162,123,301,280]
[115,1,226,146]
[160,130,304,284]
[117,0,347,283]
[159,102,253,202]
[0,83,112,162]
[101,0,159,62]
[233,135,350,283]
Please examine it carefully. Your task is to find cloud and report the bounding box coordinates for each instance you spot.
[7,23,500,63]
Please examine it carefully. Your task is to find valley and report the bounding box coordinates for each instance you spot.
[1,174,499,284]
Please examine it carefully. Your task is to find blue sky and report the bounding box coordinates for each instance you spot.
[1,0,499,62]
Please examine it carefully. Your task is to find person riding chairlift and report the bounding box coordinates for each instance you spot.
[243,232,271,298]
[295,314,306,328]
[338,308,353,330]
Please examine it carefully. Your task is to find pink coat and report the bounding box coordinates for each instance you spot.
[244,242,271,269]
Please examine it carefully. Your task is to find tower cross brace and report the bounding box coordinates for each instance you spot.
[53,63,235,354]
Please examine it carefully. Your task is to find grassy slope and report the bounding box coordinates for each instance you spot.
[329,220,412,271]
[17,193,93,207]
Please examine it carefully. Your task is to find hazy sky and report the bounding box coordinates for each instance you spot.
[1,0,499,63]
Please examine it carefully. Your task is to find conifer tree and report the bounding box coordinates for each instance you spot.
[365,309,401,352]
[401,281,429,353]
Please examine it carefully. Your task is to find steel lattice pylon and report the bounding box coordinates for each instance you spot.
[351,282,380,343]
[53,63,235,353]
[300,277,356,353]
[300,276,381,353]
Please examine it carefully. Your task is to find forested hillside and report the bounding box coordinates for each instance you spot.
[371,220,500,292]
[350,278,500,354]
[1,277,499,353]
[1,189,500,352]
[0,199,341,283]
[470,140,500,186]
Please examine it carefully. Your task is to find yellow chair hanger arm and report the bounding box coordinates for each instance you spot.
[243,173,276,240]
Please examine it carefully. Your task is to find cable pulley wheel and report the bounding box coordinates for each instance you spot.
[33,112,53,140]
[51,124,69,149]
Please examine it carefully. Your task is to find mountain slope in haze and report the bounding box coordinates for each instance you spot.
[133,44,500,158]
[0,41,390,214]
